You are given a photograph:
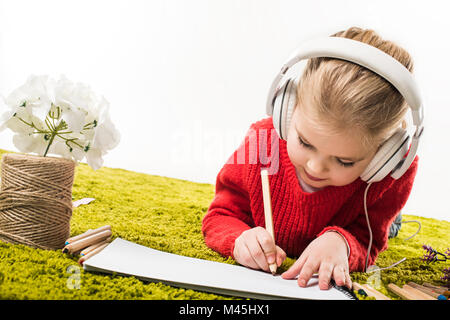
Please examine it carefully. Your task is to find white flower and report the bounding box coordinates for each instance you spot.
[82,97,121,170]
[86,147,104,171]
[12,133,47,154]
[0,74,120,170]
[0,95,15,132]
[5,75,54,121]
[92,97,120,151]
[53,75,92,133]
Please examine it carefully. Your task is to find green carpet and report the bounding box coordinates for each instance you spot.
[0,148,448,300]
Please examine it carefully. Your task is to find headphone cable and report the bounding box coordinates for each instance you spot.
[363,182,373,272]
[363,183,421,273]
[401,220,421,241]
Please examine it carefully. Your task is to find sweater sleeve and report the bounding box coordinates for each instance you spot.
[318,156,419,272]
[201,135,255,259]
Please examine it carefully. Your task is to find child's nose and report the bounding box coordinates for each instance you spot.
[306,158,326,175]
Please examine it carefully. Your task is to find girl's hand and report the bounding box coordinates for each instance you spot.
[233,227,286,273]
[281,231,352,290]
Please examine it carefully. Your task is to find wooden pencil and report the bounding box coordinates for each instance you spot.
[65,229,92,245]
[402,284,436,300]
[62,229,112,254]
[65,225,111,245]
[407,282,441,299]
[260,168,277,275]
[361,284,391,300]
[387,283,416,300]
[352,282,367,295]
[422,282,449,293]
[78,242,109,265]
[80,238,111,256]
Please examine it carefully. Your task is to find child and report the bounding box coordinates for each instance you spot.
[202,27,419,291]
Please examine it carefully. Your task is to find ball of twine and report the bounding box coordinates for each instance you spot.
[0,153,75,250]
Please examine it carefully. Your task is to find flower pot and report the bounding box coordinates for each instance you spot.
[0,153,75,250]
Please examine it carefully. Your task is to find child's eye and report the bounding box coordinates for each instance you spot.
[299,136,355,168]
[337,159,355,168]
[298,137,313,149]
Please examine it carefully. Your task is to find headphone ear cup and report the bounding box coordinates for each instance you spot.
[272,77,298,140]
[360,128,410,183]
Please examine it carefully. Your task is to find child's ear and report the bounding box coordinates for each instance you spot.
[401,119,407,129]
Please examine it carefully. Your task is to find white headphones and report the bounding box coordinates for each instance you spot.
[266,37,424,183]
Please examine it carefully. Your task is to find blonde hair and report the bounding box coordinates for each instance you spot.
[296,26,414,149]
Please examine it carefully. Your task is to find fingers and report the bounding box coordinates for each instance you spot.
[297,258,320,287]
[234,227,279,272]
[332,265,346,288]
[247,231,270,271]
[275,246,287,267]
[318,264,352,290]
[255,230,277,268]
[234,236,260,270]
[345,270,352,289]
[234,227,353,289]
[318,262,333,290]
[282,256,351,291]
[281,253,307,280]
[331,265,352,289]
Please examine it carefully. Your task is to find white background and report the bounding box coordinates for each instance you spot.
[0,0,449,221]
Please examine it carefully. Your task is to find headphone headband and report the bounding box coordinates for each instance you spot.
[266,36,424,180]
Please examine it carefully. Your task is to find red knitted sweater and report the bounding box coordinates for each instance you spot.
[202,117,418,272]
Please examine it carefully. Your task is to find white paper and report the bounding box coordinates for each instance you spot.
[72,198,95,208]
[83,238,352,300]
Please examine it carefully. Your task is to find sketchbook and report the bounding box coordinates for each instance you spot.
[83,238,355,300]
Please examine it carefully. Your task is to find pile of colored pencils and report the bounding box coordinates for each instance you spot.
[62,225,112,265]
[353,281,449,300]
[387,282,449,300]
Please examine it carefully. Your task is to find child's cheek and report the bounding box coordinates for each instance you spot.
[286,140,306,168]
[331,173,354,186]
[331,167,362,186]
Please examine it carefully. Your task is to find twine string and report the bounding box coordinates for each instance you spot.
[0,153,75,250]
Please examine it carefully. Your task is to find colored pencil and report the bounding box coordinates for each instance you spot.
[407,282,442,299]
[62,229,112,254]
[78,242,109,265]
[260,168,277,275]
[65,225,111,245]
[80,238,111,256]
[402,284,436,300]
[361,284,391,300]
[387,283,416,300]
[422,282,449,293]
[352,282,367,296]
